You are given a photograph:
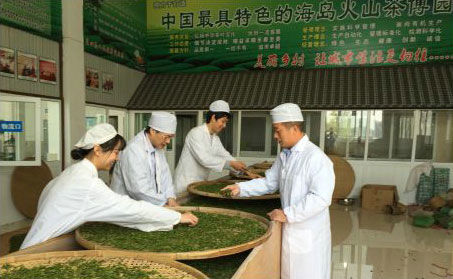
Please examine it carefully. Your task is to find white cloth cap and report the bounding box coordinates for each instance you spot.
[74,123,117,149]
[148,111,177,134]
[270,103,304,123]
[209,100,230,113]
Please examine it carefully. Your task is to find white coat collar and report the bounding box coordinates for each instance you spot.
[142,130,156,154]
[203,123,212,135]
[282,135,309,155]
[81,158,98,178]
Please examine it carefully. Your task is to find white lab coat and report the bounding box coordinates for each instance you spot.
[21,159,181,250]
[238,136,335,279]
[111,130,176,206]
[174,124,234,194]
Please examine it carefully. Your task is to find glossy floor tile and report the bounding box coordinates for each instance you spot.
[330,204,452,279]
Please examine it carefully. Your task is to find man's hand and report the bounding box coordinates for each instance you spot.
[180,212,198,226]
[267,209,288,223]
[221,184,240,197]
[229,160,247,172]
[166,198,179,207]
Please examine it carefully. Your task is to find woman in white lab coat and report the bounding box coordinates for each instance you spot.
[174,100,246,195]
[21,123,198,249]
[223,103,335,279]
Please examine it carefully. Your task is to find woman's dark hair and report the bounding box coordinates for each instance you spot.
[70,134,127,160]
[205,111,231,123]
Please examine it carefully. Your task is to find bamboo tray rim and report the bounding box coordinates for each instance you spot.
[75,206,273,260]
[187,179,280,200]
[0,250,208,279]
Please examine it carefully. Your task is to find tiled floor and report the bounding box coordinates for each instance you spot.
[330,204,452,279]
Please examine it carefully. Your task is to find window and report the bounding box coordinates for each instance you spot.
[108,109,128,139]
[302,111,321,147]
[0,94,41,166]
[368,110,414,160]
[325,111,366,159]
[85,106,106,130]
[41,100,60,162]
[417,110,453,163]
[134,113,151,134]
[240,112,276,157]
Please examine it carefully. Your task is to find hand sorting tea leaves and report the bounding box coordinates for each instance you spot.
[220,188,232,197]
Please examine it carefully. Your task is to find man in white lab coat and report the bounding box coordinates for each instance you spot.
[223,103,335,279]
[21,123,198,249]
[111,111,179,207]
[174,100,247,195]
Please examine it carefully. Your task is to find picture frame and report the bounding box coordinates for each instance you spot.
[39,57,57,84]
[17,51,37,81]
[0,47,16,77]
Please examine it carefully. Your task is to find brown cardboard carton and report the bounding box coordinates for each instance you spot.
[361,184,398,213]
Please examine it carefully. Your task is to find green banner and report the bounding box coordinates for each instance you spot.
[147,0,453,73]
[0,0,61,41]
[84,0,147,71]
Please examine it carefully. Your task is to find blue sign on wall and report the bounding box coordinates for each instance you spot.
[0,121,24,132]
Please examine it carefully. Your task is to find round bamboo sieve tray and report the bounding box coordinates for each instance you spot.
[328,155,355,199]
[75,206,273,260]
[0,250,208,279]
[187,179,280,200]
[250,161,273,169]
[11,160,53,218]
[229,168,268,180]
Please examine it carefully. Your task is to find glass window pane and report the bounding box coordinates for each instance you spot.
[41,101,60,161]
[85,106,106,130]
[241,116,266,152]
[423,110,453,163]
[0,100,37,161]
[325,111,366,159]
[134,113,151,134]
[302,111,321,147]
[368,110,413,160]
[415,110,435,160]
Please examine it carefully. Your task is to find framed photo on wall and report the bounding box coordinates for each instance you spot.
[102,72,113,93]
[39,58,57,84]
[86,67,99,89]
[17,52,37,81]
[0,47,15,77]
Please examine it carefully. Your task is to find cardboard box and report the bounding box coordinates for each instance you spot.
[361,184,398,213]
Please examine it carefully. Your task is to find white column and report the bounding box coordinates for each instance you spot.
[62,0,85,168]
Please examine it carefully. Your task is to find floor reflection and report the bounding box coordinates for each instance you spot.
[330,204,453,279]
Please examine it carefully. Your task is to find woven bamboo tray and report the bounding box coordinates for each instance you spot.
[328,155,355,199]
[229,168,268,180]
[250,161,273,169]
[0,250,207,279]
[75,206,273,260]
[187,179,280,200]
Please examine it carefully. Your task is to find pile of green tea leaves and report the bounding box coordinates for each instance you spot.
[0,259,163,279]
[79,212,266,252]
[195,183,229,194]
[195,183,278,198]
[185,197,281,218]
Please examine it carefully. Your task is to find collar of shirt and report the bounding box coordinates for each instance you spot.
[82,158,98,178]
[143,130,156,155]
[281,135,309,158]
